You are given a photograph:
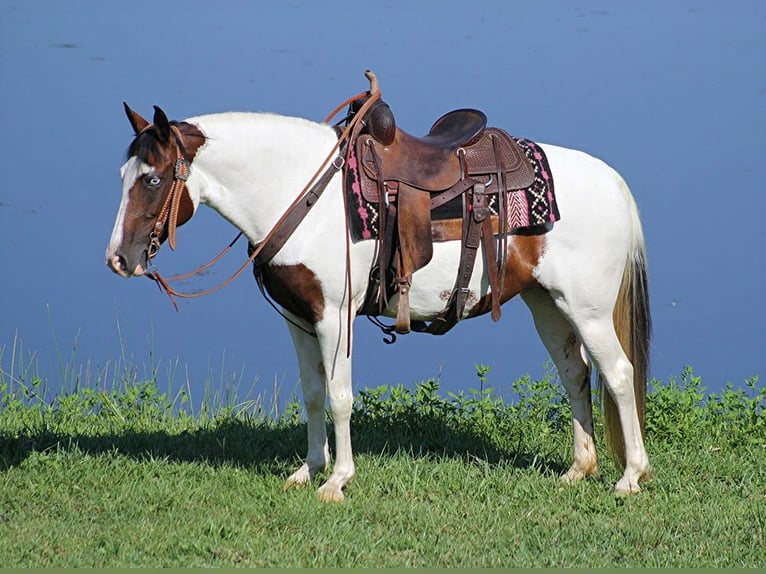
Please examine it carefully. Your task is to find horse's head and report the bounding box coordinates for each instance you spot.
[105,104,205,277]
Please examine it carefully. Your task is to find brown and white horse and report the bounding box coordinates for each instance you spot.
[106,87,651,502]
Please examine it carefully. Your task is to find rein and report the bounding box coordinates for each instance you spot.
[145,72,383,322]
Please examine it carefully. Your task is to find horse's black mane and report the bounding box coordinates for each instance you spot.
[126,121,205,162]
[126,127,159,162]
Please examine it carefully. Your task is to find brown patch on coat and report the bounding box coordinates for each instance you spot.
[467,233,545,318]
[259,263,325,324]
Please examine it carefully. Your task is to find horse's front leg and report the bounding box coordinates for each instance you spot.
[283,313,356,502]
[314,313,355,502]
[283,321,331,489]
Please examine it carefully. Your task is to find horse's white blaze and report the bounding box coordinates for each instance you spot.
[106,157,152,261]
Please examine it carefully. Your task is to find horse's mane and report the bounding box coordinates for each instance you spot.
[126,121,206,162]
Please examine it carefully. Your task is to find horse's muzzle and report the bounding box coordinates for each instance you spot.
[106,252,146,278]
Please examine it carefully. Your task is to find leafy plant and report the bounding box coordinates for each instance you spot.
[645,366,707,446]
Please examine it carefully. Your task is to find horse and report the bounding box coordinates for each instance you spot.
[105,75,651,502]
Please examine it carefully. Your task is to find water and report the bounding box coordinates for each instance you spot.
[1,1,763,410]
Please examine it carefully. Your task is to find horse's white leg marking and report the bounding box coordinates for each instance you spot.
[313,308,355,502]
[522,288,598,482]
[284,321,330,489]
[567,310,649,494]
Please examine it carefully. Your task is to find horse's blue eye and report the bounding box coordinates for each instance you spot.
[146,175,162,188]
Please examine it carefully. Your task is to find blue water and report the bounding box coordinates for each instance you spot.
[0,1,763,410]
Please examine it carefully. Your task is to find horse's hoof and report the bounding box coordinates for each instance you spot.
[560,462,598,484]
[614,464,652,495]
[317,483,345,503]
[284,465,313,490]
[614,477,642,496]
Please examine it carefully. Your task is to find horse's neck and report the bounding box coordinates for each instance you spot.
[189,112,338,242]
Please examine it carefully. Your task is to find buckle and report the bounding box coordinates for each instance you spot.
[174,158,190,181]
[148,233,162,259]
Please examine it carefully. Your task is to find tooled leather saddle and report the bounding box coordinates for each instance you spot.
[348,97,536,337]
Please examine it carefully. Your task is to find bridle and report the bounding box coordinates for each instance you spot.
[148,125,191,257]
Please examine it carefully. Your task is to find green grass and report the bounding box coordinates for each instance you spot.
[1,354,764,567]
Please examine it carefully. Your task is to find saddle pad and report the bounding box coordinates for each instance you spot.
[345,137,559,242]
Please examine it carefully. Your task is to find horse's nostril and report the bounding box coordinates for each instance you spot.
[108,253,127,274]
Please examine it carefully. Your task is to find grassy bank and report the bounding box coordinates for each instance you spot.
[0,362,764,567]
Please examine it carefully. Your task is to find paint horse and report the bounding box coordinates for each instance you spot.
[106,72,651,502]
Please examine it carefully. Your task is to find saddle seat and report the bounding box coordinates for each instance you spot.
[362,109,487,193]
[418,108,487,149]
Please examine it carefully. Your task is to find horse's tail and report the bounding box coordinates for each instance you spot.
[600,172,652,466]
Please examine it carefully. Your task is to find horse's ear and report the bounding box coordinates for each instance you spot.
[124,102,150,134]
[152,105,172,143]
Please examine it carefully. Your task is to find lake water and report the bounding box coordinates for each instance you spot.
[1,1,763,409]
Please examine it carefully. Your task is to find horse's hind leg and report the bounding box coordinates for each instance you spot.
[522,288,598,482]
[574,314,650,494]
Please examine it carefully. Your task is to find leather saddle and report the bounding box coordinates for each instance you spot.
[351,99,535,336]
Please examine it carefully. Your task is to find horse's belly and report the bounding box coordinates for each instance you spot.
[403,240,490,320]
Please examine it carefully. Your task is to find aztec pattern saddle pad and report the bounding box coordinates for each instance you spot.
[345,137,560,242]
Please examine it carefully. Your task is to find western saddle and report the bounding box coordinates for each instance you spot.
[346,78,536,337]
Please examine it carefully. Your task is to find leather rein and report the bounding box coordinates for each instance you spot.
[144,79,383,319]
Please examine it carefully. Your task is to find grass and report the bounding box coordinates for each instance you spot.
[0,345,764,566]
